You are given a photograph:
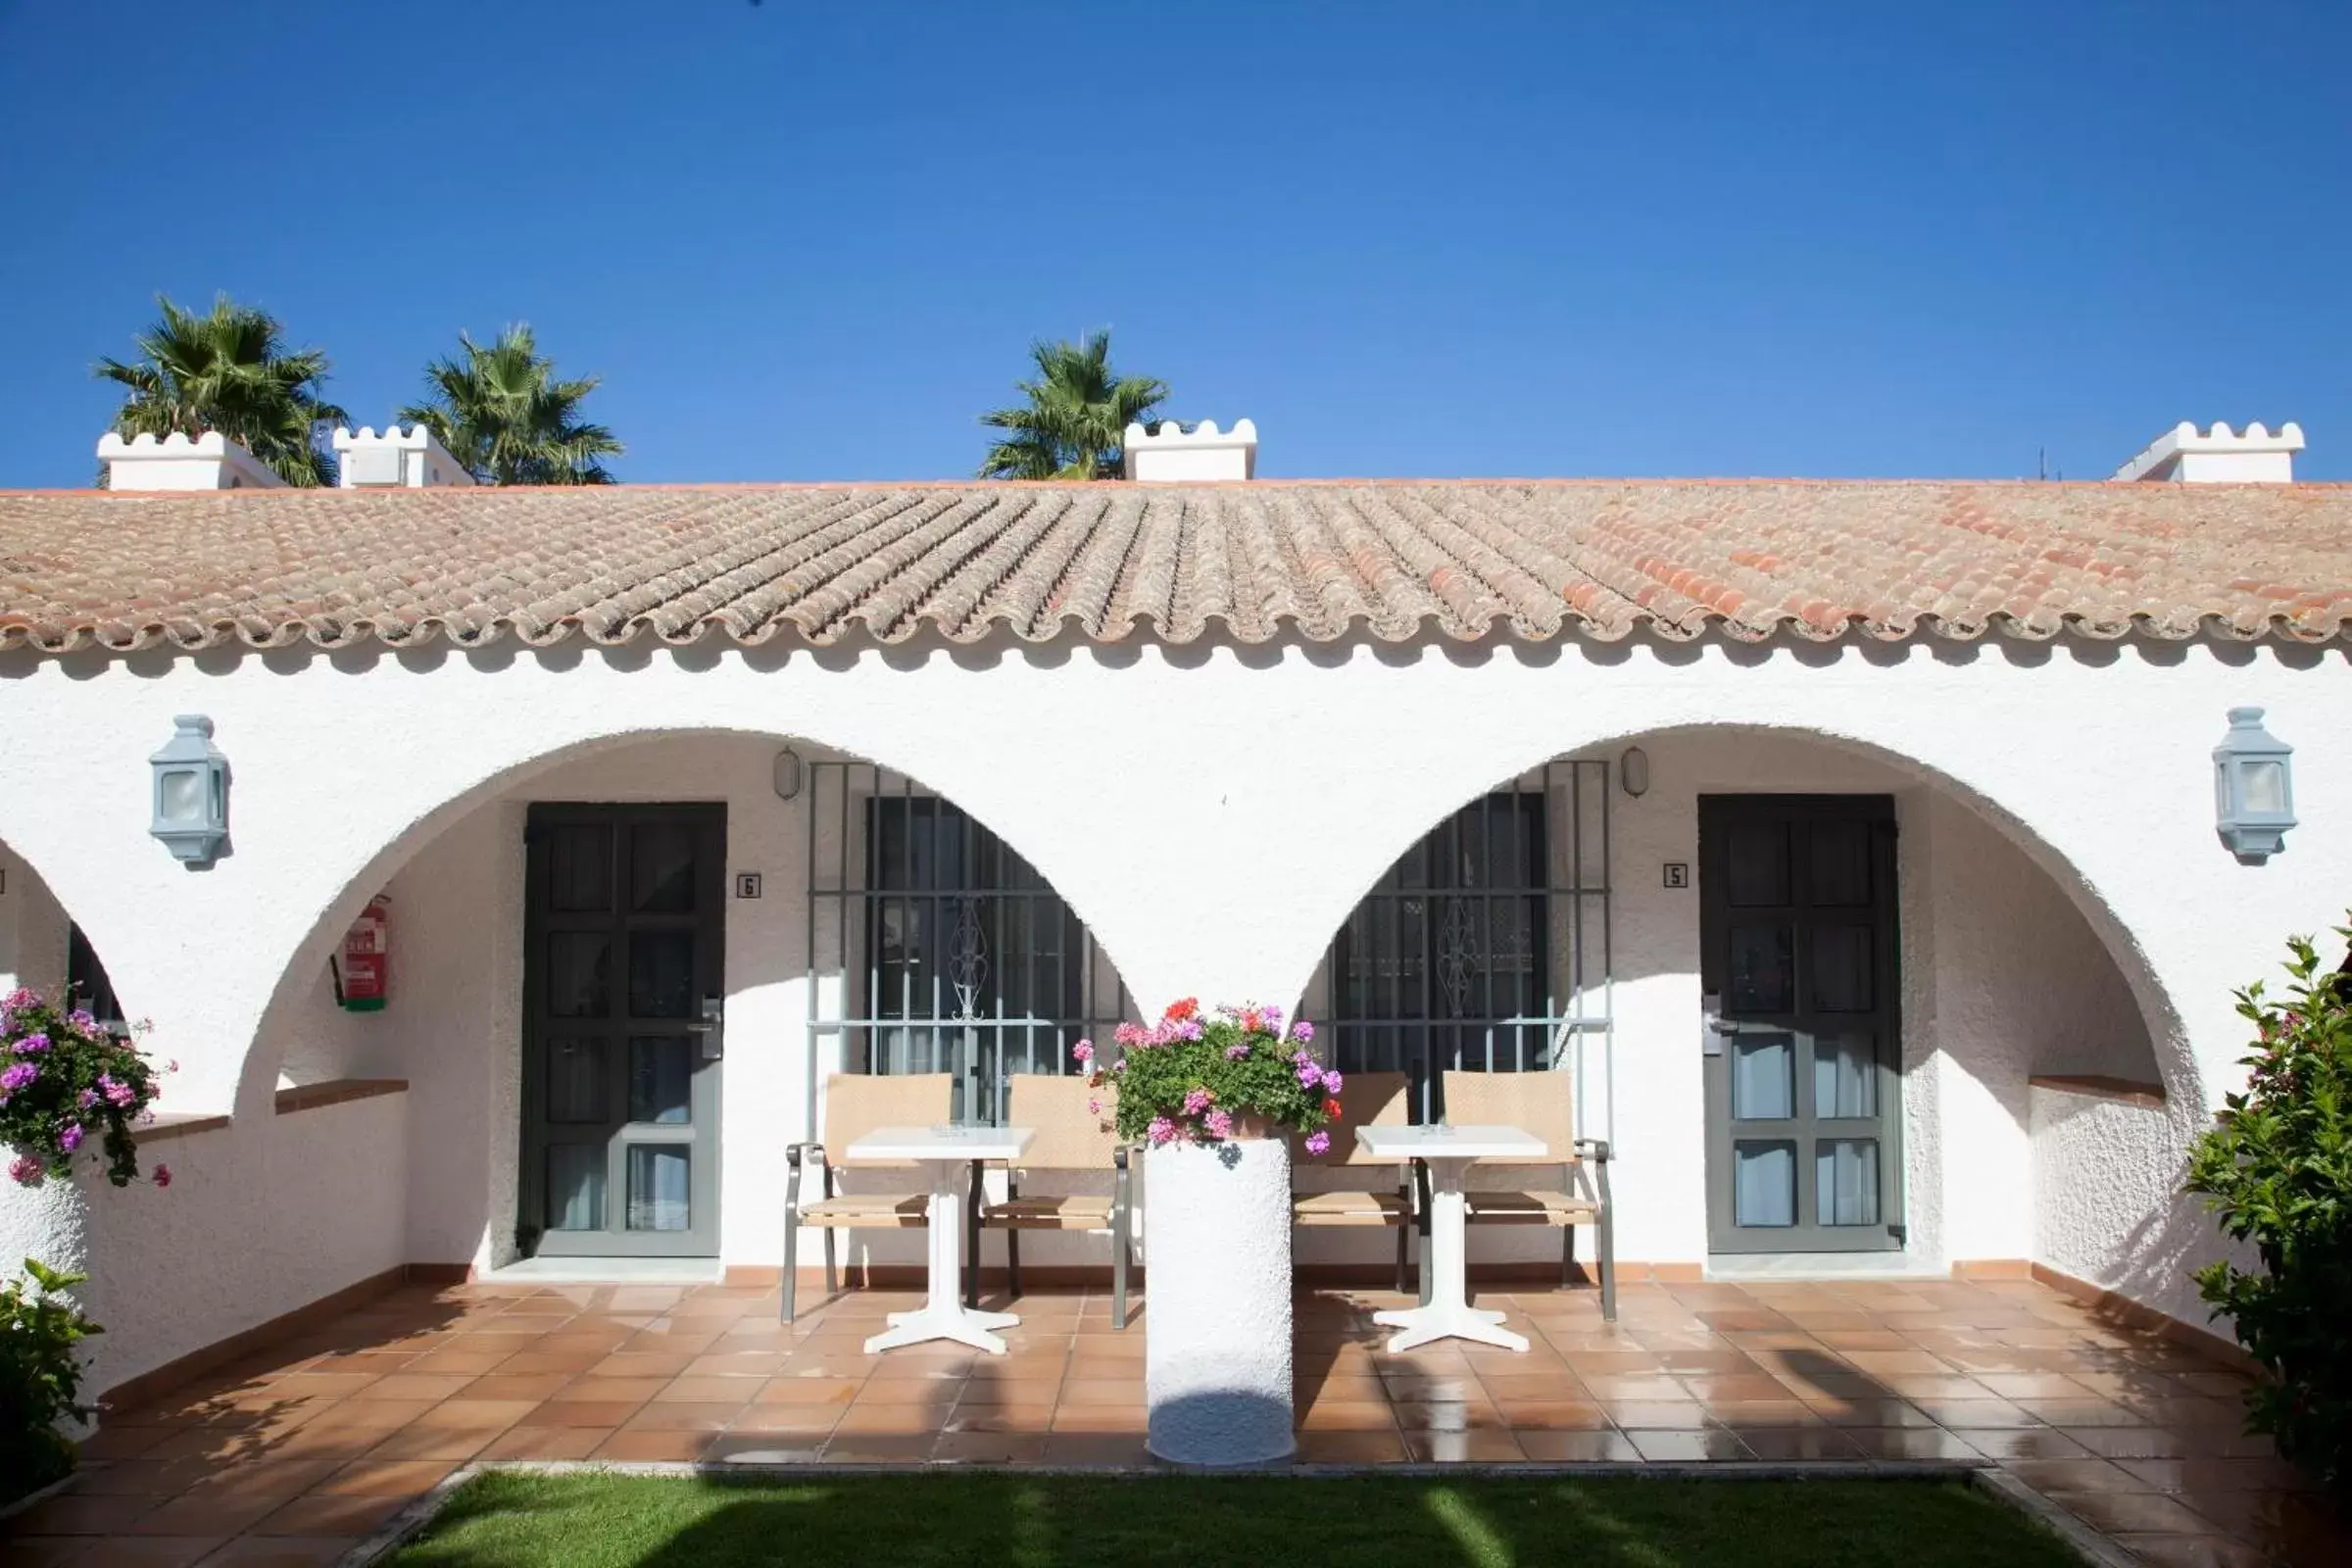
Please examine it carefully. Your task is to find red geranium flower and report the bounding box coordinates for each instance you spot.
[1324,1098,1344,1119]
[1164,998,1200,1022]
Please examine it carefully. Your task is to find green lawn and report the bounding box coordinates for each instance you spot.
[390,1471,2077,1567]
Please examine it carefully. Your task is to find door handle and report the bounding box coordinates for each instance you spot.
[689,995,725,1059]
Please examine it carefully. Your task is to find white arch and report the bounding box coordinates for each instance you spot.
[1280,717,2189,1105]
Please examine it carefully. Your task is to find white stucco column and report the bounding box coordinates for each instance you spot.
[1144,1135,1296,1466]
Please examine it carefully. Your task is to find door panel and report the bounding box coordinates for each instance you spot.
[1701,796,1901,1253]
[522,804,724,1257]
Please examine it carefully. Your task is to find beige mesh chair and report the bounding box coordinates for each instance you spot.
[782,1072,953,1322]
[964,1073,1135,1329]
[1443,1068,1616,1321]
[1290,1070,1418,1294]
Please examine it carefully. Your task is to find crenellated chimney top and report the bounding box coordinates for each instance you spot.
[98,430,284,491]
[331,425,475,488]
[1123,418,1257,482]
[2113,421,2304,483]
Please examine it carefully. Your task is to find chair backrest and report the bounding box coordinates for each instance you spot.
[1442,1068,1575,1167]
[1294,1070,1411,1167]
[1005,1072,1119,1170]
[822,1073,954,1166]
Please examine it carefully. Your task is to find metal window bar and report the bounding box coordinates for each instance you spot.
[1325,760,1613,1136]
[806,760,1131,1126]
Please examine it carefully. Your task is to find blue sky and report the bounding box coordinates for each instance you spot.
[2,1,2344,485]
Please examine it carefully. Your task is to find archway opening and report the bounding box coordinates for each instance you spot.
[241,728,1133,1277]
[1294,724,2175,1275]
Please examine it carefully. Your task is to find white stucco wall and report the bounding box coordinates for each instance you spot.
[1,630,2344,1365]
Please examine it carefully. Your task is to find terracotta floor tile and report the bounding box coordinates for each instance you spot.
[2103,1535,2269,1568]
[1803,1397,1940,1429]
[836,1403,953,1437]
[1381,1375,1486,1402]
[1601,1401,1713,1432]
[1050,1404,1147,1435]
[941,1406,1055,1436]
[620,1401,747,1434]
[346,1373,477,1403]
[251,1490,413,1539]
[1951,1427,2095,1461]
[124,1493,287,1539]
[583,1350,699,1380]
[1839,1428,1985,1461]
[1298,1401,1397,1433]
[1491,1399,1613,1431]
[1296,1430,1411,1464]
[1038,1435,1152,1468]
[852,1378,964,1408]
[1581,1374,1691,1402]
[1401,1429,1528,1463]
[1624,1429,1754,1462]
[59,1455,226,1500]
[2043,1490,2222,1538]
[1998,1457,2148,1493]
[517,1398,645,1429]
[187,1538,364,1567]
[8,1493,160,1536]
[648,1375,761,1405]
[1674,1374,1792,1403]
[1512,1429,1643,1462]
[1736,1427,1866,1461]
[1390,1400,1510,1433]
[307,1460,453,1497]
[44,1537,228,1567]
[1700,1399,1821,1430]
[450,1372,572,1403]
[181,1461,345,1505]
[471,1426,610,1461]
[1056,1378,1142,1408]
[72,1425,180,1463]
[2115,1457,2314,1494]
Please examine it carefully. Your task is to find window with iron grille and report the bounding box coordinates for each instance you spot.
[1322,760,1612,1129]
[808,760,1127,1125]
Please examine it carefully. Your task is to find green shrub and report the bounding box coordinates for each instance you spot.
[0,1256,101,1502]
[2184,921,2352,1488]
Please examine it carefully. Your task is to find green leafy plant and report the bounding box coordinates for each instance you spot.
[978,330,1170,480]
[95,292,347,487]
[398,323,623,486]
[1082,999,1340,1149]
[1,1257,101,1501]
[1,986,173,1189]
[2184,918,2352,1487]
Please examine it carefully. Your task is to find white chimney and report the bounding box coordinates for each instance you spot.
[332,424,475,488]
[1122,417,1258,482]
[2113,421,2304,483]
[98,430,284,491]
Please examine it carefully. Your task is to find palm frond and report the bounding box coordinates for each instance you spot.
[976,329,1168,479]
[401,323,623,485]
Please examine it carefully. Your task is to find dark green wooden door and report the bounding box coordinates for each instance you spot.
[521,804,725,1257]
[1700,796,1902,1254]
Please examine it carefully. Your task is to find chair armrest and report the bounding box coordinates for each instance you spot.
[1573,1137,1612,1162]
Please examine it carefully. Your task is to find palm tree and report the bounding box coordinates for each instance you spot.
[978,331,1170,479]
[95,294,347,487]
[398,325,623,486]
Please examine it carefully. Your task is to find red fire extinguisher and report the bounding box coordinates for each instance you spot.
[336,895,391,1012]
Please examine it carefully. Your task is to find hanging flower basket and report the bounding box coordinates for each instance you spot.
[0,989,173,1190]
[1076,998,1343,1150]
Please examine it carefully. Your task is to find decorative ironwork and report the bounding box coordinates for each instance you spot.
[1320,759,1613,1134]
[947,896,988,1021]
[806,760,1131,1125]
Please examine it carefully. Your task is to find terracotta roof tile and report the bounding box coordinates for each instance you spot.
[1,479,2348,654]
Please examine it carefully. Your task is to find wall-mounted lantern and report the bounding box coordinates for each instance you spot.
[772,746,805,802]
[150,714,228,864]
[1619,746,1651,799]
[2214,707,2295,864]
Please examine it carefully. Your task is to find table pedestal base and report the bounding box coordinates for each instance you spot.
[1375,1156,1530,1354]
[861,1159,1019,1355]
[1372,1302,1528,1353]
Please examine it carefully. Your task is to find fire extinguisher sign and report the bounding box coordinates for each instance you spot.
[337,895,392,1012]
